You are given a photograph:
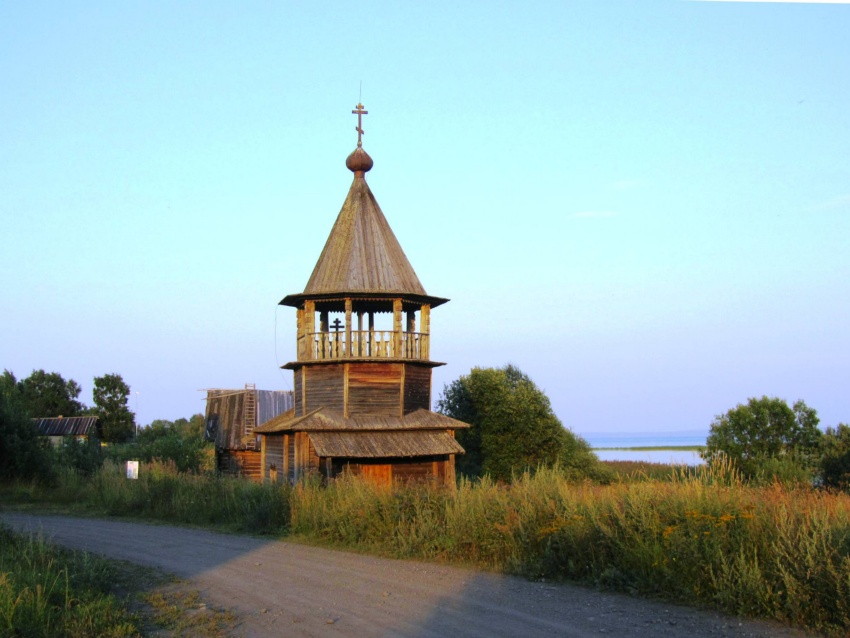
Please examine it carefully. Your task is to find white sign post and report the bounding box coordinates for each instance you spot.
[126,460,139,480]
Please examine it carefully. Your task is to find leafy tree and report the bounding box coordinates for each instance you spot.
[1,370,18,400]
[820,423,850,490]
[179,414,206,439]
[110,413,212,473]
[702,396,822,480]
[437,364,606,482]
[17,369,85,417]
[93,373,135,443]
[0,372,54,482]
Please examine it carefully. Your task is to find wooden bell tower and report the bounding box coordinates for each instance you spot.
[257,104,467,485]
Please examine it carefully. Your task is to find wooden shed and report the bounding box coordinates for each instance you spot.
[204,384,294,480]
[33,416,100,447]
[257,104,467,486]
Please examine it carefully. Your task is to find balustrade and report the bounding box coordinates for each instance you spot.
[300,330,429,361]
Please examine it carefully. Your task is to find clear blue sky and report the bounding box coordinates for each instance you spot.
[2,1,848,436]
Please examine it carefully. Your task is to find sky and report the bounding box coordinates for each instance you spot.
[1,1,848,437]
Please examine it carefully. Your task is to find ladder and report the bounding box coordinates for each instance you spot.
[244,383,257,447]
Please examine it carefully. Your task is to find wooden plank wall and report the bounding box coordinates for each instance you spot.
[207,392,245,449]
[287,434,296,482]
[264,436,285,483]
[294,369,303,416]
[348,363,401,417]
[304,364,344,413]
[403,364,431,414]
[218,450,262,482]
[329,455,449,485]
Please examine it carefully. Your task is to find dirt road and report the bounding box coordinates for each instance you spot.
[0,512,814,638]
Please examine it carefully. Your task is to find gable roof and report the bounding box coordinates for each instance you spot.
[33,416,99,437]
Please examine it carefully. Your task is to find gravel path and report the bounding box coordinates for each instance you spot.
[0,512,816,638]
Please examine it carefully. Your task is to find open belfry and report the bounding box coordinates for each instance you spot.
[256,104,467,486]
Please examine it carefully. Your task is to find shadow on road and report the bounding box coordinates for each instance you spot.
[0,511,275,579]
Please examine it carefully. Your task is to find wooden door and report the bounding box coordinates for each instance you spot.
[360,463,392,487]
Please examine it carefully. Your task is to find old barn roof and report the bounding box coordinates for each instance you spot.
[280,145,448,308]
[33,416,99,437]
[255,407,468,434]
[308,430,464,458]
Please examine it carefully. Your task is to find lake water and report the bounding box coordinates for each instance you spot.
[580,431,708,466]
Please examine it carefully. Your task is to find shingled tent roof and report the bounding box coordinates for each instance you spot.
[280,146,448,308]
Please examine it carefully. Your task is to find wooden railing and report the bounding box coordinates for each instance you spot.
[299,331,429,361]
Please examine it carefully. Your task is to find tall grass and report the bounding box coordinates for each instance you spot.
[89,461,291,532]
[289,465,850,636]
[4,460,290,534]
[0,525,140,637]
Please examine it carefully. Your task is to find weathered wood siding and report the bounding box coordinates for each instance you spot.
[294,369,303,416]
[263,436,285,483]
[348,363,402,417]
[403,363,431,414]
[304,364,345,413]
[330,455,450,485]
[207,392,245,450]
[218,450,262,482]
[287,434,296,482]
[207,389,292,450]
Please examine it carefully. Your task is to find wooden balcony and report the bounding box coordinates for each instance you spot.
[298,330,430,362]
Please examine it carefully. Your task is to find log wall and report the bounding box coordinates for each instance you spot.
[218,449,262,482]
[347,362,402,417]
[403,363,431,414]
[303,365,345,413]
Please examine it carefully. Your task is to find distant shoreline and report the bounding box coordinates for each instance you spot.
[593,445,705,452]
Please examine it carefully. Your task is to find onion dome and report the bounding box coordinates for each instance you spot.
[345,146,373,175]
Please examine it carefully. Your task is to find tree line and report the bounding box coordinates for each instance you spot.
[1,368,212,481]
[1,369,135,443]
[4,363,848,490]
[437,365,850,490]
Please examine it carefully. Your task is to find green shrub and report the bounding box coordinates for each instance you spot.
[820,424,850,490]
[0,384,55,483]
[55,436,104,477]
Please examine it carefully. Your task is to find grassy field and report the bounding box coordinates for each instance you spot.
[3,460,850,636]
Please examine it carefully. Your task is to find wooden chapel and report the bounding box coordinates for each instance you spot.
[256,104,467,486]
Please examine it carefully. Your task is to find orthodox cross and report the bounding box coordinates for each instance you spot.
[330,318,344,332]
[352,102,368,147]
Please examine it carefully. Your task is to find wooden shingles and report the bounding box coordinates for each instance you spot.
[33,416,99,437]
[255,407,469,434]
[302,176,427,297]
[309,430,464,458]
